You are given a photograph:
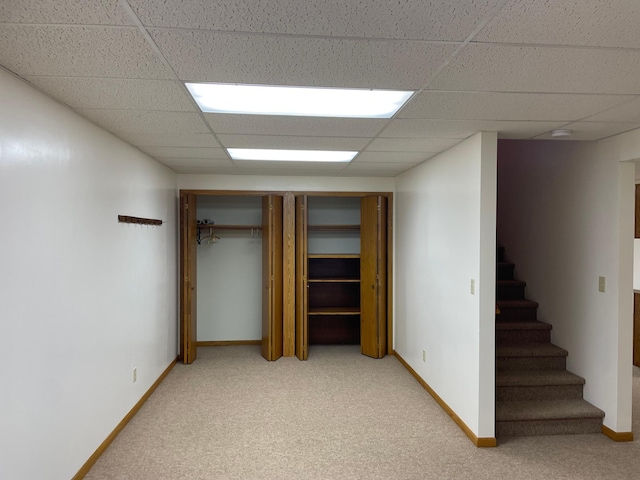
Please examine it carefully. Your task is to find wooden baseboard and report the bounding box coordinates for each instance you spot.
[72,357,178,480]
[197,340,261,346]
[393,351,496,448]
[602,425,634,442]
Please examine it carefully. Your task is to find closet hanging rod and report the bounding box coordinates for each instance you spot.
[196,224,262,230]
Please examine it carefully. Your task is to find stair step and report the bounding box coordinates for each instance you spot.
[496,320,552,344]
[496,370,586,401]
[496,399,604,437]
[496,280,526,300]
[497,262,515,281]
[496,343,567,371]
[496,299,538,321]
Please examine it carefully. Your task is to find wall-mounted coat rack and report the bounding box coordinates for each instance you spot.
[118,215,163,226]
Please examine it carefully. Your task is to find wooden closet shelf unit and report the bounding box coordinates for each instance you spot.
[196,224,261,230]
[308,306,360,315]
[307,224,360,232]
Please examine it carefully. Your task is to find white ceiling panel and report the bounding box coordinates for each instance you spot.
[534,122,640,141]
[399,91,633,121]
[158,158,236,168]
[0,0,133,25]
[383,119,567,139]
[368,137,460,152]
[0,25,174,79]
[476,0,640,49]
[170,166,240,174]
[130,0,500,41]
[150,29,457,89]
[123,133,220,147]
[234,160,347,176]
[583,97,640,124]
[77,109,210,135]
[205,114,386,138]
[24,77,196,111]
[354,151,434,164]
[217,134,369,151]
[138,146,227,159]
[429,44,640,95]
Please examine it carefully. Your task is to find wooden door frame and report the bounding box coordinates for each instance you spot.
[178,189,394,359]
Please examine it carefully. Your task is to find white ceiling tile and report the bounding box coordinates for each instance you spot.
[206,114,386,138]
[355,152,433,164]
[0,0,134,25]
[382,119,567,139]
[139,147,227,159]
[476,0,640,49]
[234,160,347,176]
[217,134,370,151]
[583,97,640,123]
[368,137,461,152]
[399,91,633,121]
[77,109,210,135]
[122,133,220,147]
[150,29,456,89]
[429,44,640,95]
[171,166,240,175]
[24,77,195,111]
[157,158,236,168]
[131,0,500,41]
[0,25,174,79]
[534,122,640,141]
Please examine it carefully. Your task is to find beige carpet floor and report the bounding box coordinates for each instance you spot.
[85,346,640,480]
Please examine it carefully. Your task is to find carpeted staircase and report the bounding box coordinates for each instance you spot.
[496,246,605,437]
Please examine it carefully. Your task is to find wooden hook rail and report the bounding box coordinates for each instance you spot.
[118,215,163,226]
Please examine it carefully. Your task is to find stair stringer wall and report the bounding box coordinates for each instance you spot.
[496,138,634,433]
[395,132,497,439]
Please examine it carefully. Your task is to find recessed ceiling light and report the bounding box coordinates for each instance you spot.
[228,148,357,163]
[551,129,573,138]
[185,83,414,118]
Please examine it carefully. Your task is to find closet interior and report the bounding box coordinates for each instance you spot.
[180,191,390,364]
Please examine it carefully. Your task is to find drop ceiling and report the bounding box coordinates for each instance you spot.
[1,0,640,177]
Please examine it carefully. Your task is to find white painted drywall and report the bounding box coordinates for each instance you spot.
[0,70,177,480]
[394,132,497,438]
[177,173,394,193]
[196,196,263,341]
[497,137,635,432]
[308,196,361,254]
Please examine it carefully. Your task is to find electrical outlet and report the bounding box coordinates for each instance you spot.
[422,350,427,362]
[598,276,606,293]
[470,279,476,295]
[133,368,137,383]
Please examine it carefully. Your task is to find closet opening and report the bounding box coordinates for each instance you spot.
[180,192,283,364]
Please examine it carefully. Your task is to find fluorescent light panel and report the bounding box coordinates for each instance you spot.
[228,148,357,162]
[185,83,414,118]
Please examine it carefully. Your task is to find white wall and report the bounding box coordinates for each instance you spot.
[0,70,178,480]
[497,137,635,432]
[178,173,394,193]
[394,132,497,438]
[308,196,361,254]
[196,196,262,341]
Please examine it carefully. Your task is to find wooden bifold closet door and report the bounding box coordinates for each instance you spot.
[360,196,387,359]
[295,195,309,360]
[262,195,284,361]
[180,192,198,364]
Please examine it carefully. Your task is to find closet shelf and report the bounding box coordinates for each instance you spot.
[308,254,360,259]
[308,224,360,232]
[308,307,360,315]
[308,278,360,283]
[197,224,261,230]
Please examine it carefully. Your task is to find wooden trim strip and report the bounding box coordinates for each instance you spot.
[393,351,497,448]
[602,425,634,442]
[72,358,178,480]
[196,340,261,346]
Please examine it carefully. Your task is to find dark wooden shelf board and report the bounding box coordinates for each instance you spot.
[308,254,360,259]
[308,307,360,315]
[308,278,360,283]
[308,224,360,232]
[196,224,261,230]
